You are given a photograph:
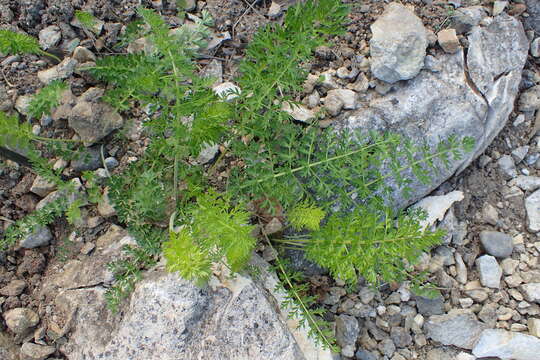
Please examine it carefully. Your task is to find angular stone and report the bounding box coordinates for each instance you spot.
[438,28,460,53]
[415,295,444,316]
[20,342,56,360]
[19,226,52,249]
[424,310,487,349]
[38,25,61,50]
[479,230,513,258]
[528,318,540,338]
[72,46,96,63]
[30,175,56,197]
[518,85,540,112]
[511,176,540,192]
[498,154,517,179]
[37,58,77,84]
[473,329,540,360]
[4,308,39,335]
[525,189,540,232]
[335,315,359,357]
[68,88,123,146]
[369,2,428,83]
[476,255,502,288]
[281,102,316,123]
[451,6,488,34]
[521,283,540,303]
[531,38,540,58]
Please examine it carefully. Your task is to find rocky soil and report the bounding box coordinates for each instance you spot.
[1,0,540,359]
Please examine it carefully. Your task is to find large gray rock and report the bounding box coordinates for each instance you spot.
[48,248,330,360]
[473,329,540,360]
[338,13,528,209]
[424,310,488,349]
[369,3,428,84]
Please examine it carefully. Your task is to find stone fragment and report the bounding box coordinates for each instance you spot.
[335,315,359,357]
[479,231,513,258]
[521,283,540,303]
[325,89,358,110]
[19,226,52,249]
[415,295,444,316]
[512,176,540,192]
[30,175,57,197]
[498,155,517,179]
[369,2,428,83]
[390,327,412,348]
[97,188,116,218]
[529,318,540,338]
[68,88,123,146]
[15,95,32,117]
[4,308,39,335]
[492,1,508,16]
[37,58,77,84]
[438,28,460,53]
[281,102,316,123]
[531,38,540,58]
[525,189,540,232]
[473,329,540,360]
[39,25,61,50]
[20,342,56,360]
[476,255,502,288]
[267,2,281,18]
[451,6,488,34]
[519,85,540,112]
[424,310,487,349]
[0,280,26,297]
[73,46,96,63]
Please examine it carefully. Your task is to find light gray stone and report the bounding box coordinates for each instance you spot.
[498,154,517,179]
[53,258,330,360]
[473,329,540,360]
[369,2,428,83]
[39,25,61,50]
[492,1,508,16]
[476,255,502,288]
[521,283,540,303]
[479,231,513,258]
[336,315,359,357]
[512,176,540,192]
[424,310,487,349]
[15,95,32,117]
[531,38,540,58]
[519,85,540,112]
[19,226,52,249]
[37,58,77,84]
[525,189,540,232]
[338,14,528,209]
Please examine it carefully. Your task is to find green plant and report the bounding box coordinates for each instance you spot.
[0,30,61,62]
[28,80,67,119]
[75,10,99,33]
[0,1,475,351]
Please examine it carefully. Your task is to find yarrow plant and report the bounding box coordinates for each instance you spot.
[0,0,474,350]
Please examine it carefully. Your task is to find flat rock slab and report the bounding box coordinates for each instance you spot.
[337,13,528,209]
[473,329,540,360]
[424,310,488,349]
